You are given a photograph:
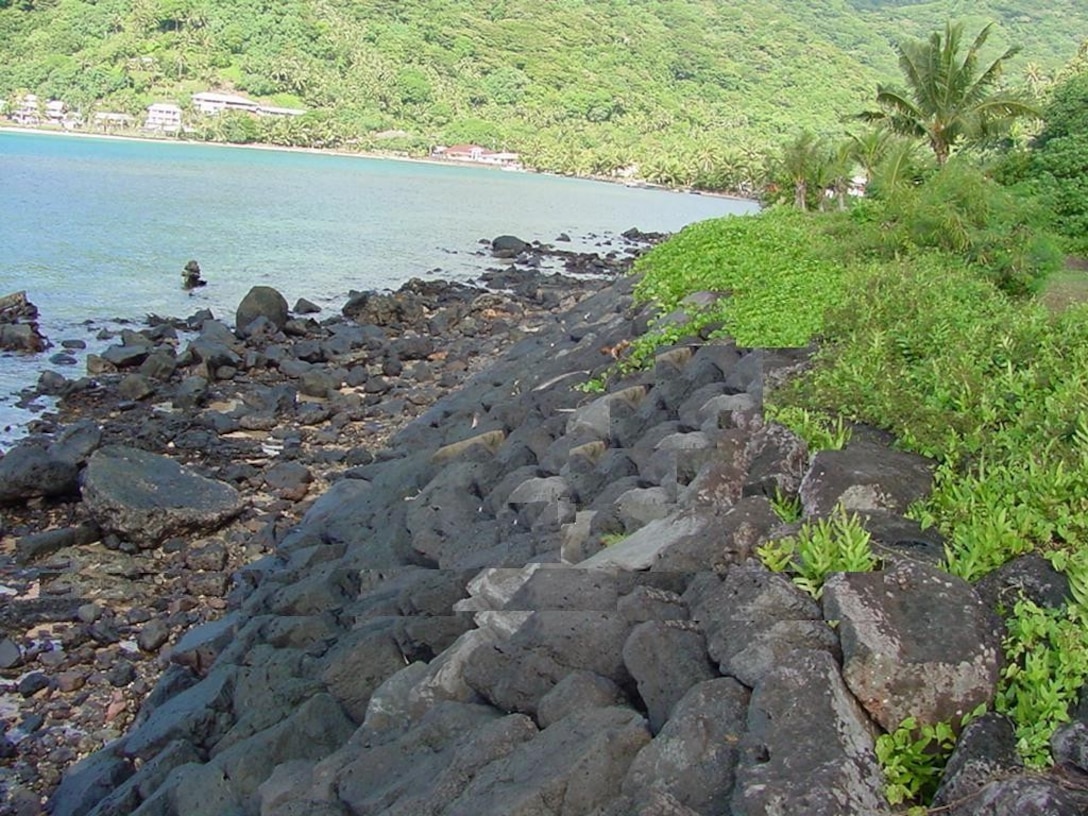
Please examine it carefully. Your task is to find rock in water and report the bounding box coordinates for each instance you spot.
[236,285,289,337]
[81,445,245,547]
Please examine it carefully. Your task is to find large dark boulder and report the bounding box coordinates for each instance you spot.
[823,560,1001,731]
[81,445,245,547]
[732,649,889,815]
[0,439,82,504]
[800,440,934,518]
[236,285,290,336]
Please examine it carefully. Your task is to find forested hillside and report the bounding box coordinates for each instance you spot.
[1,0,1084,187]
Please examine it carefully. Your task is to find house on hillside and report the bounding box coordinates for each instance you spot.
[145,103,182,132]
[433,144,522,168]
[192,91,305,118]
[10,94,40,125]
[192,91,260,115]
[257,104,306,117]
[44,100,66,122]
[94,112,135,131]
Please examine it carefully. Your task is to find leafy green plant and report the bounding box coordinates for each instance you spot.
[875,716,957,807]
[769,488,803,524]
[767,405,852,452]
[996,595,1088,767]
[757,507,878,598]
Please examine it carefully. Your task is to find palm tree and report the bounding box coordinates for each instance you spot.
[861,21,1038,165]
[770,131,828,211]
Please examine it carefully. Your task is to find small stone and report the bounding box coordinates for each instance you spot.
[137,619,170,653]
[76,603,102,624]
[18,672,51,697]
[56,671,86,693]
[107,661,137,687]
[0,636,22,669]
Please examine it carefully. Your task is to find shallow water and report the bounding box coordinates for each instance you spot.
[0,130,757,446]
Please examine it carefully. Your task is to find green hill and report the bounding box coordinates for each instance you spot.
[1,0,1084,188]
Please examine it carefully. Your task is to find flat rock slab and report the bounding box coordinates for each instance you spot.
[82,445,245,547]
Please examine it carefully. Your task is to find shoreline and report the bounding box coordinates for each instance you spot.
[0,123,757,203]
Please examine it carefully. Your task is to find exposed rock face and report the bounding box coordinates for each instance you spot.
[81,445,246,547]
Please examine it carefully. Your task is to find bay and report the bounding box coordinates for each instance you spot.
[0,129,756,445]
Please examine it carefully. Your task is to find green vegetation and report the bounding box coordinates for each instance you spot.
[624,26,1088,806]
[875,716,958,807]
[1,1,1086,189]
[860,21,1038,165]
[757,507,878,599]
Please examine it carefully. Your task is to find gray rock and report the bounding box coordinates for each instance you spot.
[123,665,235,760]
[335,702,517,813]
[932,713,1022,812]
[82,446,246,547]
[15,521,99,563]
[732,649,889,815]
[690,565,839,687]
[800,440,934,518]
[955,775,1088,815]
[1052,719,1088,773]
[622,620,717,734]
[320,619,417,722]
[101,342,150,368]
[536,670,628,729]
[651,496,780,573]
[85,739,202,816]
[118,372,155,400]
[615,486,675,532]
[622,678,749,815]
[440,705,651,816]
[0,439,80,504]
[49,743,134,816]
[823,560,1001,731]
[237,285,290,335]
[175,693,354,811]
[464,611,633,715]
[0,636,21,669]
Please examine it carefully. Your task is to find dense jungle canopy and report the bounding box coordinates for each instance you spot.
[0,0,1085,189]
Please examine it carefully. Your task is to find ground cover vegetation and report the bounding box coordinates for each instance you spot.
[624,24,1088,809]
[1,0,1086,191]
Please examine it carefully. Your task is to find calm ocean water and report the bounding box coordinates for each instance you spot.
[0,129,756,446]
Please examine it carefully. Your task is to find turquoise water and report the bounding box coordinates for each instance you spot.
[0,129,756,443]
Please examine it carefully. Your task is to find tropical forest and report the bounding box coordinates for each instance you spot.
[6,0,1088,810]
[0,0,1086,189]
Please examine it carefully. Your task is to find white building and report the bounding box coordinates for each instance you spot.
[11,94,40,125]
[145,102,182,132]
[192,91,260,115]
[45,100,66,121]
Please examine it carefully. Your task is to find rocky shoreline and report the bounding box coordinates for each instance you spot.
[3,232,1088,815]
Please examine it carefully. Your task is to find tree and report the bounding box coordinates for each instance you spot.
[767,131,831,211]
[861,21,1038,165]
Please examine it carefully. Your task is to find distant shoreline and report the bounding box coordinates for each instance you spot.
[0,123,755,203]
